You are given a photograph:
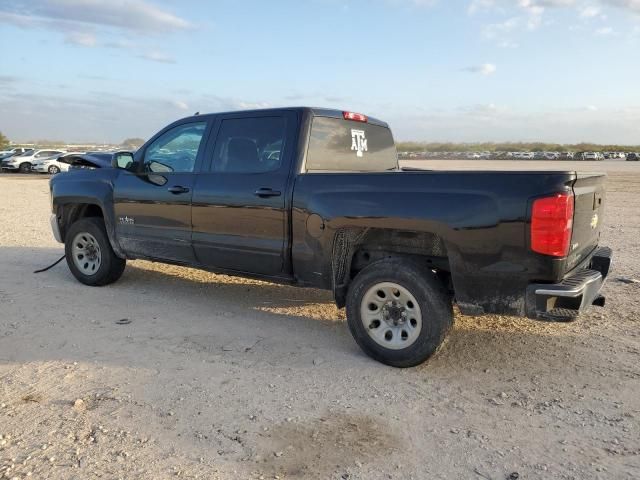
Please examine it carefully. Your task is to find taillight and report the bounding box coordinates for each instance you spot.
[531,192,574,257]
[343,111,368,123]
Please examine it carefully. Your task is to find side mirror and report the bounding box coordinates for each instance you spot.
[113,151,135,170]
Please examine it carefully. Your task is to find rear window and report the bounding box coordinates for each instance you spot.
[305,116,397,172]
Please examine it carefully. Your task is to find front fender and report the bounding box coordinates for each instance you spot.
[50,170,125,258]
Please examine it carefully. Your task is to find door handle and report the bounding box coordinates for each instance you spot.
[254,187,281,198]
[168,185,190,194]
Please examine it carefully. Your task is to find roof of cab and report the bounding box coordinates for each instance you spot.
[174,107,389,128]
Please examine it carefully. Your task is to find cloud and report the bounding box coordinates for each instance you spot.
[483,17,519,38]
[104,39,136,49]
[0,0,193,33]
[601,0,640,13]
[595,26,614,34]
[389,0,439,6]
[580,5,602,16]
[170,100,189,111]
[389,103,640,144]
[498,39,520,47]
[0,91,273,143]
[468,0,496,14]
[463,63,497,75]
[0,75,19,85]
[64,32,97,47]
[139,51,176,64]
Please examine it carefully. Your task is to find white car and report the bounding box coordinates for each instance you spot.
[1,149,65,173]
[582,152,600,161]
[32,152,79,174]
[0,147,30,160]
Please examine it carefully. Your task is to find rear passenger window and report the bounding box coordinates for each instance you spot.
[212,117,286,173]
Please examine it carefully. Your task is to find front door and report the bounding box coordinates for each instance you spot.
[113,121,209,264]
[192,112,297,275]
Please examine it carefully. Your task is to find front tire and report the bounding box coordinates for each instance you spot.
[65,217,126,286]
[346,258,453,368]
[19,162,31,173]
[48,165,60,174]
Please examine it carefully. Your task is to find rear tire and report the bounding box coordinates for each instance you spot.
[65,217,126,286]
[346,258,453,368]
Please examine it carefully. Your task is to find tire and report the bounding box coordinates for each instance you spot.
[65,217,126,286]
[48,165,60,174]
[19,162,31,173]
[346,258,453,368]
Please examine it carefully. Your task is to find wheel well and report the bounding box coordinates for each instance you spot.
[332,228,451,307]
[58,203,104,241]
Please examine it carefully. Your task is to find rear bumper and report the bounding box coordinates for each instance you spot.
[526,246,612,321]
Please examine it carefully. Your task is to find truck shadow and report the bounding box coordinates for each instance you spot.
[0,246,602,378]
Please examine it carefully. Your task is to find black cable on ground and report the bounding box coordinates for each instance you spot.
[33,254,66,274]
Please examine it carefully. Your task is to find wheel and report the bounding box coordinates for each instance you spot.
[19,162,31,173]
[48,165,60,174]
[346,258,453,368]
[65,217,126,286]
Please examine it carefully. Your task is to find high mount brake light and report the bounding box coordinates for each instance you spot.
[343,111,368,123]
[530,192,574,257]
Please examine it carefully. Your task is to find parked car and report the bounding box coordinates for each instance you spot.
[626,153,639,161]
[582,152,602,161]
[49,107,611,367]
[559,152,574,160]
[0,147,31,161]
[1,149,64,173]
[32,151,77,174]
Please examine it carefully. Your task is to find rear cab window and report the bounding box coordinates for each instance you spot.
[305,114,398,172]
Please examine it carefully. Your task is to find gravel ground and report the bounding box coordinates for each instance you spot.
[0,161,638,480]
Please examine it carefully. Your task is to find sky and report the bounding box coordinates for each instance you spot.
[1,0,640,144]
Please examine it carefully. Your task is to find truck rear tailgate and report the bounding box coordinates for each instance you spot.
[567,173,606,272]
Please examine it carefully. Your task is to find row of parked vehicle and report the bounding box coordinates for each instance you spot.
[399,150,640,161]
[0,148,115,174]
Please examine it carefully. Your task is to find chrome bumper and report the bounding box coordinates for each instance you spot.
[526,247,612,321]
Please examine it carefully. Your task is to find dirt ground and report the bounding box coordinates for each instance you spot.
[0,161,638,480]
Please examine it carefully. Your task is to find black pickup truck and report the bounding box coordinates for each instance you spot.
[49,107,612,367]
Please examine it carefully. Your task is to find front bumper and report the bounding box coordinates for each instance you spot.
[32,165,48,172]
[1,162,18,170]
[526,246,612,321]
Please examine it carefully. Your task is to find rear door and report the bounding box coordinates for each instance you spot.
[567,173,606,271]
[191,111,297,275]
[113,120,210,264]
